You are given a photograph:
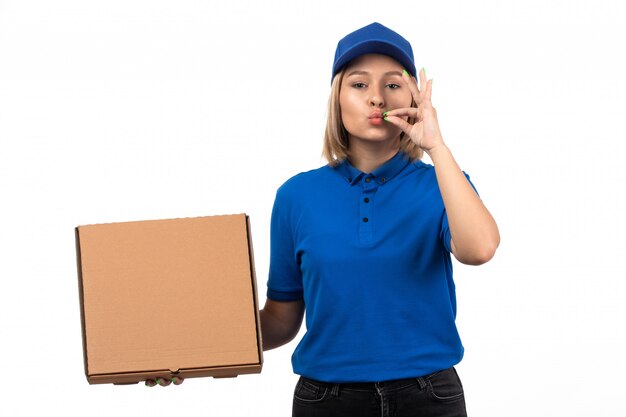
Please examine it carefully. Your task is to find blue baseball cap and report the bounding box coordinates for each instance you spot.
[331,22,416,83]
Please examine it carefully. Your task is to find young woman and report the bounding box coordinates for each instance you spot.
[260,22,499,417]
[149,21,499,417]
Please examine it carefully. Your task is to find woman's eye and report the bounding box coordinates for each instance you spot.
[387,83,401,89]
[353,82,367,88]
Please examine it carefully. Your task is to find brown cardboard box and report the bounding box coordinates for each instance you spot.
[75,214,263,384]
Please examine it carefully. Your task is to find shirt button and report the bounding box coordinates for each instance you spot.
[365,178,371,183]
[363,217,369,223]
[364,198,370,203]
[381,178,386,183]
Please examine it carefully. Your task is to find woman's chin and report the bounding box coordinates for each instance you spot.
[349,135,401,148]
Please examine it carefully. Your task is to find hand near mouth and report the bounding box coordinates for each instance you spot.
[383,68,445,155]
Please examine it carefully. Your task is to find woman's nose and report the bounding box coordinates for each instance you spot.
[369,85,385,108]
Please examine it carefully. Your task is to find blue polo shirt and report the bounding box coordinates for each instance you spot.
[267,151,476,383]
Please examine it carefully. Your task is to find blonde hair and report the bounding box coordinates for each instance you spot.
[322,68,423,167]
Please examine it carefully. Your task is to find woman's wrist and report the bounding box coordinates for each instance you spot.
[424,141,449,161]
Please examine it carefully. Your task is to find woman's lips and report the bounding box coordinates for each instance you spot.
[369,111,384,126]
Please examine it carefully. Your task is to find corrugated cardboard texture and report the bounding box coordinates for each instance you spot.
[77,214,261,381]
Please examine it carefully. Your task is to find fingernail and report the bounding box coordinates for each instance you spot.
[156,377,162,385]
[384,116,389,121]
[422,67,426,76]
[171,377,178,383]
[383,111,389,116]
[402,69,409,77]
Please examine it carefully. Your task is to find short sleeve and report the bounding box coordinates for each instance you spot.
[439,171,480,253]
[267,189,304,301]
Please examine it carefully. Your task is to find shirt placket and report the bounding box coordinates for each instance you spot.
[359,174,379,245]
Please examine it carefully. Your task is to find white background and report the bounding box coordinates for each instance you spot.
[1,0,625,415]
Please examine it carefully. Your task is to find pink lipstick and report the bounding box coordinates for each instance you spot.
[369,111,384,126]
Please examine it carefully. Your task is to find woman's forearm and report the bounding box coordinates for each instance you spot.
[259,299,305,351]
[427,144,500,265]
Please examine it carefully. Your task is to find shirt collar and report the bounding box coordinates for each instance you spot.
[334,151,411,186]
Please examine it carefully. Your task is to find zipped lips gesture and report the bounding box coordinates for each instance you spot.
[384,68,445,154]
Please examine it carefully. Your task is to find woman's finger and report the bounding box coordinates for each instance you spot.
[156,377,172,387]
[384,107,419,119]
[402,70,421,105]
[427,78,433,102]
[384,114,416,135]
[419,69,434,103]
[146,376,183,387]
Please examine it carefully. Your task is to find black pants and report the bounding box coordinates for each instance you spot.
[292,367,467,417]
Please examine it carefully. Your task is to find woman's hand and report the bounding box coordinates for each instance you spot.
[385,68,500,265]
[384,68,444,154]
[145,376,184,387]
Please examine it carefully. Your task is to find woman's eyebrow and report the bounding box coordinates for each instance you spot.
[346,70,403,77]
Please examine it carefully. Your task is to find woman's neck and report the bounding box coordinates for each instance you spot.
[347,137,401,173]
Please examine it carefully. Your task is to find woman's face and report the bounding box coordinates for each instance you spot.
[339,53,412,148]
